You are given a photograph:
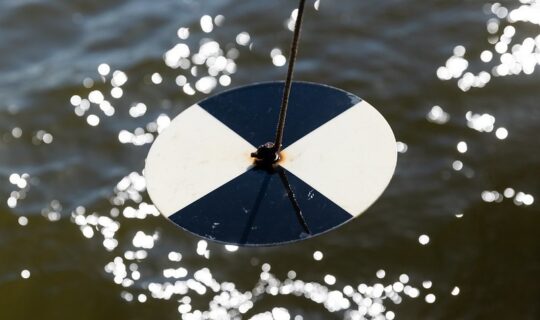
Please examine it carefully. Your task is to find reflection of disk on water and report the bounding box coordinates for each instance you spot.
[145,82,397,246]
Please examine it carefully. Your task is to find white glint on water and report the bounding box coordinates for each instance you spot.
[98,63,111,76]
[313,251,323,261]
[324,274,336,285]
[87,114,100,126]
[495,127,508,140]
[200,15,213,33]
[21,269,31,279]
[425,293,436,303]
[457,141,468,153]
[236,32,251,46]
[418,234,430,245]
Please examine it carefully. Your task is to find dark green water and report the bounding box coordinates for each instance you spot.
[1,0,539,319]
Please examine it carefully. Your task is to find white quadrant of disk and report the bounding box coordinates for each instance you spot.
[281,101,397,216]
[145,105,256,216]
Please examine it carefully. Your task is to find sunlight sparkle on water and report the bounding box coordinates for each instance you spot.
[452,160,463,171]
[111,70,128,87]
[20,269,30,279]
[132,231,157,249]
[177,27,189,39]
[168,251,182,262]
[466,111,495,133]
[129,103,147,118]
[426,105,450,124]
[271,48,287,67]
[457,141,468,153]
[151,73,163,84]
[236,32,251,46]
[425,293,436,303]
[7,196,17,208]
[98,63,111,76]
[70,95,81,106]
[196,240,210,258]
[196,76,218,93]
[418,234,430,245]
[313,251,323,261]
[219,74,231,86]
[504,187,515,198]
[495,127,508,139]
[324,274,336,285]
[18,216,28,226]
[439,1,540,90]
[200,15,214,33]
[111,87,123,98]
[481,188,534,206]
[6,173,30,208]
[515,192,534,206]
[481,50,493,62]
[34,130,53,145]
[396,141,408,153]
[86,114,100,126]
[11,127,22,138]
[399,274,409,284]
[287,9,299,31]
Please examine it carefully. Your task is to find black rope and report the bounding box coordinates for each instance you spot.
[278,167,312,234]
[273,0,307,152]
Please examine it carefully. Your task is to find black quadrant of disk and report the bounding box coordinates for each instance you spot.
[145,81,397,246]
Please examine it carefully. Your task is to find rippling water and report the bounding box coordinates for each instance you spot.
[1,0,539,319]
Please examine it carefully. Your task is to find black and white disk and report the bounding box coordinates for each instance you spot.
[145,81,397,246]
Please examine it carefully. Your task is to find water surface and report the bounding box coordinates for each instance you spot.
[1,0,539,319]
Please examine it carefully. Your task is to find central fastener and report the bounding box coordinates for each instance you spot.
[251,142,281,168]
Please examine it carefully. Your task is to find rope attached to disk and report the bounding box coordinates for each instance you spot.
[251,0,307,166]
[274,0,307,152]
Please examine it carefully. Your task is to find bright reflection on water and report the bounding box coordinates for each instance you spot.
[66,164,435,319]
[1,0,539,319]
[437,0,540,90]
